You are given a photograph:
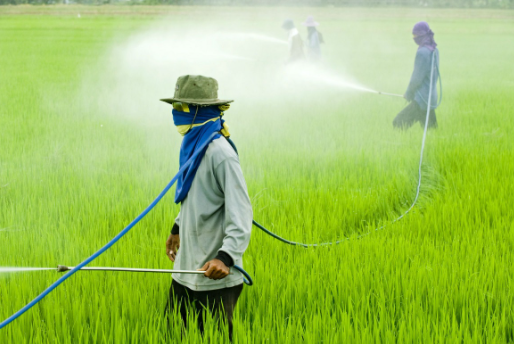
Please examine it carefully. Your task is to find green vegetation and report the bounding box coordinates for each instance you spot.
[1,0,513,9]
[0,6,513,343]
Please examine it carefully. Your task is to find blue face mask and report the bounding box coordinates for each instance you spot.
[413,35,424,46]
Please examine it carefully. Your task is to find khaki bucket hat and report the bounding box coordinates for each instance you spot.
[160,75,233,106]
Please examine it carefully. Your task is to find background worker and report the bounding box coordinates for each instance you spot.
[393,21,440,129]
[302,15,323,62]
[282,19,305,64]
[162,75,253,341]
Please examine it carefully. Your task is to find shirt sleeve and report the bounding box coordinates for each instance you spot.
[214,157,253,264]
[405,49,430,101]
[171,211,180,234]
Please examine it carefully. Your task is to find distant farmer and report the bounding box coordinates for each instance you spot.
[161,75,253,341]
[393,21,440,129]
[302,15,323,61]
[282,19,305,63]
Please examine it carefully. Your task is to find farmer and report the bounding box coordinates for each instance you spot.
[302,15,323,62]
[282,19,305,64]
[161,75,253,341]
[393,21,440,129]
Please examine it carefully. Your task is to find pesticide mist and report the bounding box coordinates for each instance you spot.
[0,267,54,273]
[89,20,379,129]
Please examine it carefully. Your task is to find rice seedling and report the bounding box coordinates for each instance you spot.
[0,6,513,343]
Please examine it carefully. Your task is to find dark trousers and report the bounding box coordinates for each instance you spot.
[393,101,438,129]
[166,280,243,341]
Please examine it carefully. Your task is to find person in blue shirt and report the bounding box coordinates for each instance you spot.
[393,22,440,129]
[302,15,323,62]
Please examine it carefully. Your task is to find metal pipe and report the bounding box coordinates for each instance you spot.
[377,91,404,98]
[57,265,253,285]
[57,265,205,274]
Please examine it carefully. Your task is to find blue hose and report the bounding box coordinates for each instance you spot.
[0,131,252,330]
[233,265,253,286]
[250,51,442,247]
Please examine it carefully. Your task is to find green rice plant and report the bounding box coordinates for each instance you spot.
[0,6,513,343]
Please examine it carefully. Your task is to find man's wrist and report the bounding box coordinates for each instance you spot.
[171,223,179,235]
[214,251,234,267]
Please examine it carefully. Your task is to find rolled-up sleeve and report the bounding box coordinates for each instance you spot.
[171,211,180,234]
[214,157,253,263]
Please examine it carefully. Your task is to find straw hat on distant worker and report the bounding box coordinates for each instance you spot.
[302,15,319,27]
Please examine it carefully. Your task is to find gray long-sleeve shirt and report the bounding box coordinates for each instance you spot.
[405,47,440,110]
[172,137,253,291]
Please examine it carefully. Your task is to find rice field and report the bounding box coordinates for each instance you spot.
[0,5,513,343]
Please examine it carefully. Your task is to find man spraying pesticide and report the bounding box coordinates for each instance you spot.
[302,15,323,62]
[161,75,253,340]
[0,75,253,332]
[282,19,305,64]
[393,21,441,129]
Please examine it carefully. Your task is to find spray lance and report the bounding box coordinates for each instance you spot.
[377,91,404,98]
[56,265,253,285]
[57,265,205,274]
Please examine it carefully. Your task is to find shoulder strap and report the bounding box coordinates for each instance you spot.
[220,133,239,155]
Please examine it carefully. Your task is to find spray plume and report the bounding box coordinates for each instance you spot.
[85,20,399,129]
[0,267,54,273]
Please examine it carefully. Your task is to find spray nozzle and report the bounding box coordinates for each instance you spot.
[56,265,70,272]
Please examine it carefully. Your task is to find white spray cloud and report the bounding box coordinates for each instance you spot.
[87,19,380,130]
[0,267,54,273]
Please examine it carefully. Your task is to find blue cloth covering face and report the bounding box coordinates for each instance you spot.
[172,105,225,203]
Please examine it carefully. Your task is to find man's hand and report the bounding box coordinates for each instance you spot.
[166,234,180,262]
[198,259,229,280]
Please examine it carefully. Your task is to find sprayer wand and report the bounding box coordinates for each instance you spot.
[57,265,205,274]
[377,91,404,98]
[56,265,253,285]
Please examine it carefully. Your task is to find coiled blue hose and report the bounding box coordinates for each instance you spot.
[251,50,441,247]
[0,131,252,330]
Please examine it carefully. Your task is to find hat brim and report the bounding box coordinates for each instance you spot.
[160,98,234,106]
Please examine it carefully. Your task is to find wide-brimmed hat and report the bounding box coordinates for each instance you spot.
[302,15,319,27]
[160,75,233,106]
